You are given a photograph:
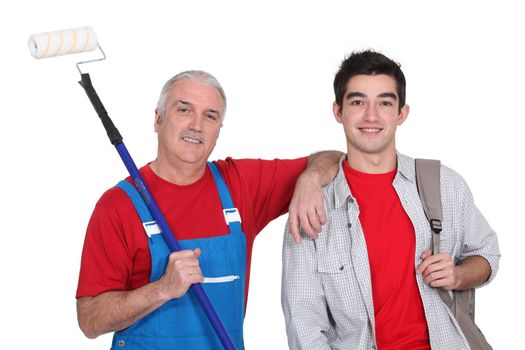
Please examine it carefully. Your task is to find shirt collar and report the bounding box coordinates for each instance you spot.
[333,155,353,209]
[331,152,416,209]
[396,151,416,184]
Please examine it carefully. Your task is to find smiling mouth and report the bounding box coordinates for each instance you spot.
[182,137,202,144]
[359,128,382,134]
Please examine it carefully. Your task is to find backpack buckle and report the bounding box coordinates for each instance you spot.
[430,219,442,233]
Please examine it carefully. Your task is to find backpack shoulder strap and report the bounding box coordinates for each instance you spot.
[415,159,454,306]
[415,158,443,254]
[415,159,490,348]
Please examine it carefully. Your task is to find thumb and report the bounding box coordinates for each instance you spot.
[420,249,432,260]
[417,250,433,274]
[193,248,202,258]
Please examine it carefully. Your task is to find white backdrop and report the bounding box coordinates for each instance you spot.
[0,1,522,348]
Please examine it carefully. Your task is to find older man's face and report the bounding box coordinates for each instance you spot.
[155,78,224,168]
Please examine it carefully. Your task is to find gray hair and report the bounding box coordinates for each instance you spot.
[156,70,227,120]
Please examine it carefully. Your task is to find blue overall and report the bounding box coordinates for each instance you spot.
[111,162,246,349]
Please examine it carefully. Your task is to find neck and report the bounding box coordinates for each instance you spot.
[150,157,207,185]
[346,148,397,174]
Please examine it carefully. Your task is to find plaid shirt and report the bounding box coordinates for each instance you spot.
[281,153,500,350]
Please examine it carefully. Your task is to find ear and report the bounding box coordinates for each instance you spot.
[154,108,162,132]
[333,102,343,124]
[397,104,410,126]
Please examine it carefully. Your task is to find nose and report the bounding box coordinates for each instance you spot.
[188,114,203,132]
[363,104,379,122]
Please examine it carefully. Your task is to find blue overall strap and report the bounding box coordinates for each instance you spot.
[116,180,161,237]
[207,162,242,234]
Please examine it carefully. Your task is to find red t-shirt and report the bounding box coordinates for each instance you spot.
[343,160,430,350]
[76,157,308,309]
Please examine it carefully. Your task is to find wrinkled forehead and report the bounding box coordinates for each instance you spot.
[167,78,225,114]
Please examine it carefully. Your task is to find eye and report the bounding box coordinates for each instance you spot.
[205,113,220,122]
[380,100,394,107]
[177,107,190,114]
[350,100,364,106]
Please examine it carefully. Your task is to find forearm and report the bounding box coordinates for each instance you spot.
[288,151,342,241]
[304,150,343,187]
[77,280,169,339]
[454,255,492,290]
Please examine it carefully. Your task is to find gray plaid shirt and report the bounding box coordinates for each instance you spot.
[282,153,500,350]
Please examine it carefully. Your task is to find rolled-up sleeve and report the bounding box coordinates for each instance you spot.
[281,222,334,349]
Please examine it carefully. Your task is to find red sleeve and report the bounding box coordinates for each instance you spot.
[214,157,308,234]
[76,187,150,297]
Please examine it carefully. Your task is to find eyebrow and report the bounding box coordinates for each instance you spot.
[173,99,192,107]
[378,92,397,100]
[345,92,366,100]
[174,100,220,115]
[171,100,193,108]
[345,91,398,100]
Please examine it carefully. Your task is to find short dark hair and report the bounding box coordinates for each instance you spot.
[333,50,406,112]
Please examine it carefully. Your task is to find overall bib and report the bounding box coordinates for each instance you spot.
[111,162,246,349]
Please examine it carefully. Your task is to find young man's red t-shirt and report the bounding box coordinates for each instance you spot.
[343,160,430,350]
[76,157,307,309]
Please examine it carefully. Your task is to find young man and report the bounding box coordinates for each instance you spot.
[76,70,341,349]
[281,51,500,349]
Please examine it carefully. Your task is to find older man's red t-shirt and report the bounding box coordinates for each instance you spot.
[76,157,307,309]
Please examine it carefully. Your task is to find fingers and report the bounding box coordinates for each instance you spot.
[423,270,454,289]
[420,249,432,260]
[416,250,433,274]
[288,173,326,243]
[175,265,203,284]
[417,252,451,273]
[162,249,204,298]
[288,208,302,244]
[301,208,320,240]
[316,206,327,226]
[308,207,322,233]
[288,205,321,243]
[304,206,328,238]
[417,252,455,289]
[420,259,451,279]
[169,249,199,260]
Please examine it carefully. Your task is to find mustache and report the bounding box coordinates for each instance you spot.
[180,130,206,143]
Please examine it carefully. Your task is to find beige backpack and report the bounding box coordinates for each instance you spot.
[415,159,492,350]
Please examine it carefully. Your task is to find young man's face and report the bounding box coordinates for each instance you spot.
[155,78,224,167]
[333,74,409,158]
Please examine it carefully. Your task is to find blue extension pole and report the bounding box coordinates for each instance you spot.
[79,73,237,350]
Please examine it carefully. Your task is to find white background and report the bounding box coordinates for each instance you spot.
[0,0,523,348]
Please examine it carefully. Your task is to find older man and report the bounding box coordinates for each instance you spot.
[76,70,340,349]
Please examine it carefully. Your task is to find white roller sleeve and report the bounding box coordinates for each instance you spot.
[28,27,98,59]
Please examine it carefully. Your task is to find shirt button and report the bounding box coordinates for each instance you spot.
[347,222,352,228]
[371,346,377,350]
[118,340,126,347]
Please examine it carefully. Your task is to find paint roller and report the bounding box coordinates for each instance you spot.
[28,27,237,350]
[29,27,98,59]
